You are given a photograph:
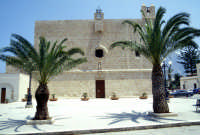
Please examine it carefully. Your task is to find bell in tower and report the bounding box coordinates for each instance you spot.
[94,8,104,20]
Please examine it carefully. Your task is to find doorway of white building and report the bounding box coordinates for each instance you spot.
[1,88,6,103]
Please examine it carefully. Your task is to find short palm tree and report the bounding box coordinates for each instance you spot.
[110,7,200,113]
[0,34,87,119]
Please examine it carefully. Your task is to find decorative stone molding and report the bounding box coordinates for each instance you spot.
[95,21,104,32]
[95,44,108,58]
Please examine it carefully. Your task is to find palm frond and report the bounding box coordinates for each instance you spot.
[0,55,24,70]
[66,48,85,56]
[123,20,148,45]
[11,34,38,60]
[110,6,200,66]
[110,41,133,50]
[65,58,88,71]
[36,36,87,83]
[0,34,87,84]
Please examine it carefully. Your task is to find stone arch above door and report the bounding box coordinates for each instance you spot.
[0,83,14,90]
[94,44,108,60]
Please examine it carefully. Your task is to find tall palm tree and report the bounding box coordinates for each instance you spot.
[110,7,200,113]
[0,34,87,119]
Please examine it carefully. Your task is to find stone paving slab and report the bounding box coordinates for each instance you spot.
[0,96,200,134]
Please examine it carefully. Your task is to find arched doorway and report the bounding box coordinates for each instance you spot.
[183,84,185,89]
[194,83,197,89]
[1,88,6,103]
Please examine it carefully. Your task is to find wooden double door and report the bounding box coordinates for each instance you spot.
[96,80,105,98]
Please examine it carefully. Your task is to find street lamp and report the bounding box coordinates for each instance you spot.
[25,72,33,108]
[24,63,35,108]
[161,60,172,101]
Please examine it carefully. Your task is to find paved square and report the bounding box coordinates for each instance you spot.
[0,96,200,134]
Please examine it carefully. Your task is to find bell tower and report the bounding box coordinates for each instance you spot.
[141,4,155,19]
[94,8,104,32]
[94,8,104,20]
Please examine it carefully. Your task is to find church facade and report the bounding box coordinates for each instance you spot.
[6,4,155,99]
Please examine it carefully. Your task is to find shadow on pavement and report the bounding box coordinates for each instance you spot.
[0,118,27,132]
[98,110,183,125]
[0,115,70,132]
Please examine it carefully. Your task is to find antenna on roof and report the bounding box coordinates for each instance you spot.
[96,0,104,12]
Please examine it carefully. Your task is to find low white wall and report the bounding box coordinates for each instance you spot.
[18,74,30,101]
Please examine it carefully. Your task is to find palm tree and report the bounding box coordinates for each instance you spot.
[0,34,36,108]
[110,7,200,113]
[0,34,87,119]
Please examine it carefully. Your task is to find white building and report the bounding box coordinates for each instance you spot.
[180,63,200,90]
[0,73,29,103]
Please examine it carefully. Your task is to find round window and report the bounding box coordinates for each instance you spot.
[95,49,104,58]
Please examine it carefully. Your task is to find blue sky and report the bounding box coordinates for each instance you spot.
[0,0,200,74]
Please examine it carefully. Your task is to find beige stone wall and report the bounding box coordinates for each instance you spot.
[31,79,152,99]
[34,19,152,71]
[106,79,152,98]
[30,70,152,98]
[45,80,95,98]
[6,64,20,73]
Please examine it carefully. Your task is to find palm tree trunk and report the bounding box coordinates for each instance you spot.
[33,83,50,120]
[152,64,169,113]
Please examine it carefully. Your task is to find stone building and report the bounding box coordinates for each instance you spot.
[6,4,155,99]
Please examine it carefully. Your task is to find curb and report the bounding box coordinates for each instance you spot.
[16,121,200,135]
